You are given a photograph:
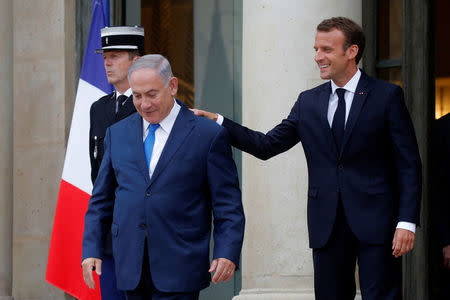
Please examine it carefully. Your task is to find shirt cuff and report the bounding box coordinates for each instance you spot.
[396,221,416,233]
[216,114,224,125]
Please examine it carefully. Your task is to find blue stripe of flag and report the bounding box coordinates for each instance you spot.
[102,0,110,26]
[80,0,113,94]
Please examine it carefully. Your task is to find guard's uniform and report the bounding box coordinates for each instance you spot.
[89,91,136,183]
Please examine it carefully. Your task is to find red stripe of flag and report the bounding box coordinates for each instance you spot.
[46,179,101,300]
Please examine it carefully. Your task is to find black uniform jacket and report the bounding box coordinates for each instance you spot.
[89,92,136,184]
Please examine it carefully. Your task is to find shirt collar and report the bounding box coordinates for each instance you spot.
[330,69,361,95]
[142,99,181,134]
[115,88,132,100]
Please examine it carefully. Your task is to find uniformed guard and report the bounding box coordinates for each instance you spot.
[88,26,145,299]
[90,26,145,182]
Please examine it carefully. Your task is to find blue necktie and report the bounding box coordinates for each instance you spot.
[144,124,159,168]
[332,88,346,151]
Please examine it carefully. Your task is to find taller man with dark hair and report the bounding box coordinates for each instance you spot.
[194,17,422,300]
[88,26,145,299]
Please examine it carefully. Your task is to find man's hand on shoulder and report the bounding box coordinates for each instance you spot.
[443,245,450,269]
[81,257,102,289]
[392,228,415,258]
[191,108,218,122]
[209,258,236,284]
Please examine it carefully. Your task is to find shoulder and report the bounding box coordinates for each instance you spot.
[302,81,330,97]
[195,113,221,131]
[109,112,139,132]
[178,106,225,140]
[294,81,330,106]
[355,72,401,97]
[90,92,114,111]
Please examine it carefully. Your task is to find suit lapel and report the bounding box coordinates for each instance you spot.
[339,72,371,157]
[117,95,136,120]
[105,92,117,124]
[318,83,339,157]
[149,102,195,187]
[130,113,151,184]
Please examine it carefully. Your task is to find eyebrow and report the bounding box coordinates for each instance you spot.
[134,88,158,95]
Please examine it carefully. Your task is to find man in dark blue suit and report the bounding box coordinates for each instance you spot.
[82,54,245,300]
[432,114,450,298]
[194,17,422,300]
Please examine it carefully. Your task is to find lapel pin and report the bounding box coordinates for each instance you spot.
[359,92,364,95]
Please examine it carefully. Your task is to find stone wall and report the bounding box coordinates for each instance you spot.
[9,1,76,299]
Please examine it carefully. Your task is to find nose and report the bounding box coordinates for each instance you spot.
[314,50,322,62]
[104,57,112,66]
[141,97,152,110]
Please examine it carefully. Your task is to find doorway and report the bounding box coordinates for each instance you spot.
[124,1,243,299]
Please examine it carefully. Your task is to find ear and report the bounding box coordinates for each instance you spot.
[169,77,178,97]
[132,55,140,63]
[346,44,359,61]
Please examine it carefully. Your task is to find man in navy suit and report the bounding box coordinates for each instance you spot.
[194,17,422,299]
[432,114,450,298]
[82,54,245,300]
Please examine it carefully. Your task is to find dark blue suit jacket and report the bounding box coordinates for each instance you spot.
[433,113,450,248]
[222,71,421,248]
[82,101,245,292]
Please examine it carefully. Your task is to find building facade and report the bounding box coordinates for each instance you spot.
[0,0,444,299]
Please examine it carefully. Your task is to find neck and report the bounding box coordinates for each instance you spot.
[333,66,358,87]
[114,82,130,95]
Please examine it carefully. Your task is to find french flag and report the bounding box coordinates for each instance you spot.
[46,1,114,299]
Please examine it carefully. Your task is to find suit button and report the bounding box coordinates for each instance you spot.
[146,192,151,197]
[338,164,343,170]
[140,223,146,229]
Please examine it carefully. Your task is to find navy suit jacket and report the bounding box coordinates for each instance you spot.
[222,71,421,248]
[433,113,450,248]
[82,101,245,292]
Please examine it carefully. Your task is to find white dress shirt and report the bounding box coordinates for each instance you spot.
[115,88,132,112]
[142,99,180,178]
[115,88,132,100]
[328,69,361,127]
[217,72,415,233]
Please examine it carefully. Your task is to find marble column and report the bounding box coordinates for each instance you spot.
[234,1,361,299]
[0,0,13,299]
[12,1,76,299]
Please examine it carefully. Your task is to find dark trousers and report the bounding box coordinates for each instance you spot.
[312,201,401,300]
[125,243,200,300]
[100,255,126,299]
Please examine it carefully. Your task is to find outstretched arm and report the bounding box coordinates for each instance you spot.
[193,95,302,160]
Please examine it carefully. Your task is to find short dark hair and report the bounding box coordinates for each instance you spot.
[127,49,145,60]
[317,17,365,64]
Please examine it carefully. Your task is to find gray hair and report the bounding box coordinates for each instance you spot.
[127,54,173,86]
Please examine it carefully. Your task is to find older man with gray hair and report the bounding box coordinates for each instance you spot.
[81,54,245,300]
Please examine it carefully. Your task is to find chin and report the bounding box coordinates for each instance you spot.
[319,73,330,80]
[144,116,158,124]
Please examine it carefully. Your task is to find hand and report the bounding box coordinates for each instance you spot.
[81,257,102,289]
[392,228,415,258]
[191,109,218,122]
[209,258,236,284]
[443,245,450,269]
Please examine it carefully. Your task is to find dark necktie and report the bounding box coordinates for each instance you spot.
[332,88,346,151]
[116,95,128,114]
